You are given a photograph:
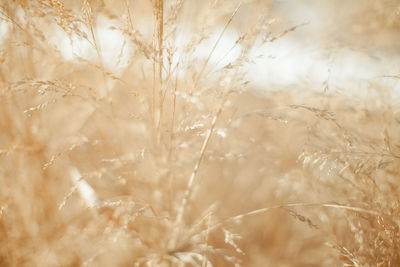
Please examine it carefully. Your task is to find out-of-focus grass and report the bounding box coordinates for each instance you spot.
[0,1,400,266]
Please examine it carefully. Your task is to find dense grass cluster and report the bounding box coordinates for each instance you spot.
[1,0,400,266]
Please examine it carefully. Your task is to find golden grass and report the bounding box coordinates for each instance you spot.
[0,0,400,266]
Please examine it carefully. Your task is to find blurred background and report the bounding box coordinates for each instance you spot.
[2,0,398,96]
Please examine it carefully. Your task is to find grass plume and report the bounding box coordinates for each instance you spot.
[0,0,400,266]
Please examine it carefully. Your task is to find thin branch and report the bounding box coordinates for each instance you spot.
[194,3,242,87]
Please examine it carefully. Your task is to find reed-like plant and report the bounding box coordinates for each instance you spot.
[0,0,399,266]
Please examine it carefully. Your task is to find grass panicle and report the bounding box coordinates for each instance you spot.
[0,0,400,266]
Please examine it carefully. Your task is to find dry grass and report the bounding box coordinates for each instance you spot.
[0,0,400,266]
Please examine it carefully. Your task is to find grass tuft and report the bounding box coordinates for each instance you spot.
[0,0,400,266]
